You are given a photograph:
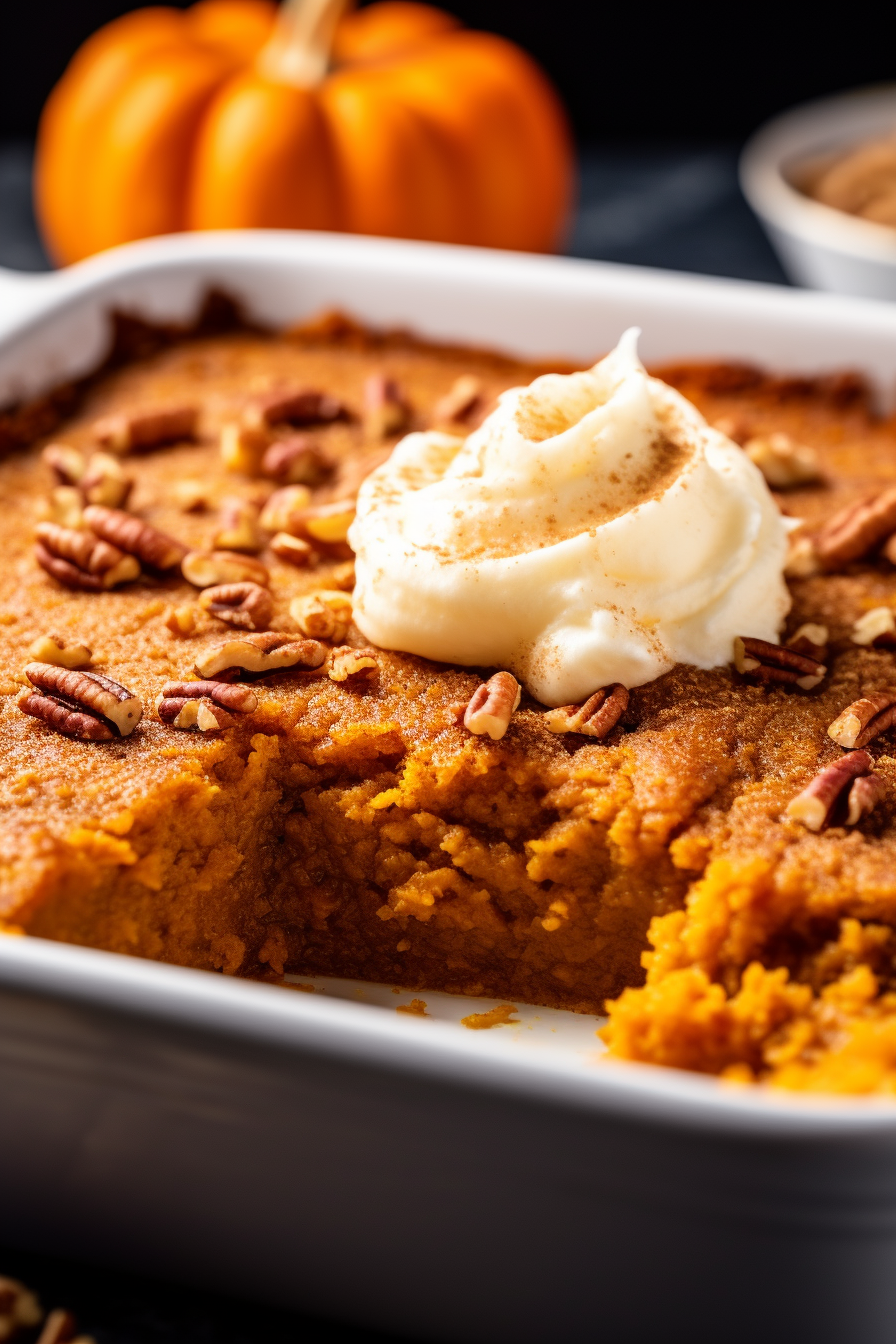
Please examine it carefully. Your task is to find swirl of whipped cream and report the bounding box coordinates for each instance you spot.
[349,330,791,706]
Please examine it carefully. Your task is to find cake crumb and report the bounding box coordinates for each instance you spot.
[397,997,429,1016]
[396,939,411,951]
[461,1004,519,1030]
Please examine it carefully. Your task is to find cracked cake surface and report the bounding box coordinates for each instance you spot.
[3,309,896,1092]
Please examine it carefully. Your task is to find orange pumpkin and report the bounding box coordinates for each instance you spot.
[35,0,574,266]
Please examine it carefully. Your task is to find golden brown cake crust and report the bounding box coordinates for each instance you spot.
[4,313,896,1091]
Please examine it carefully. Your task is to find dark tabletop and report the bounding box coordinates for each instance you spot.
[0,138,787,1344]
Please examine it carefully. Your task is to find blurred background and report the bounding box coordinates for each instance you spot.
[1,0,891,279]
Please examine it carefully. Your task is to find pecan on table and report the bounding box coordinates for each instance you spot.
[733,635,826,690]
[463,671,521,741]
[198,581,273,630]
[543,683,629,738]
[814,486,896,568]
[194,631,328,680]
[828,691,896,748]
[83,504,187,571]
[93,404,198,453]
[35,521,140,590]
[784,750,882,831]
[19,663,142,739]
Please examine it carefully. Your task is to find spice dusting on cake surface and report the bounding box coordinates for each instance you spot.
[3,305,896,1093]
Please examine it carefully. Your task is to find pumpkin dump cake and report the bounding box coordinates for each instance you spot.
[4,301,896,1093]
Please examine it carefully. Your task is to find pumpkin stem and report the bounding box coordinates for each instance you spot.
[257,0,351,88]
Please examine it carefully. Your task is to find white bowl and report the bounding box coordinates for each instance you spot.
[740,84,896,299]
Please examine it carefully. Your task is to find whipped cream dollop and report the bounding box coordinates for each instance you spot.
[349,330,791,706]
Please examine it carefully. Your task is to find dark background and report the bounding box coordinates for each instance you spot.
[0,0,891,142]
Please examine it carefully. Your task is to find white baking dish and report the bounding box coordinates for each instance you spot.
[4,232,896,1343]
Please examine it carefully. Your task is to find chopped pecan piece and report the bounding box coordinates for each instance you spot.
[172,479,211,512]
[431,375,485,427]
[219,422,270,476]
[270,532,313,566]
[851,606,896,647]
[744,432,823,488]
[198,581,273,630]
[93,405,198,453]
[258,485,312,534]
[261,435,334,485]
[463,671,521,740]
[828,691,896,749]
[80,452,133,508]
[814,486,896,567]
[164,603,199,636]
[194,631,327,680]
[784,750,876,831]
[243,386,345,430]
[83,504,187,571]
[543,683,629,738]
[20,663,142,740]
[214,497,265,553]
[328,645,377,681]
[733,635,826,690]
[289,590,352,641]
[160,679,258,712]
[363,374,410,440]
[27,634,93,669]
[181,549,270,588]
[295,499,356,545]
[784,534,821,578]
[35,521,140,590]
[156,696,235,732]
[330,560,356,590]
[786,622,829,660]
[43,442,85,485]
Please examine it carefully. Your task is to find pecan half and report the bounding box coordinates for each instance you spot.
[35,521,140,590]
[431,375,485,427]
[194,632,327,680]
[744,432,823,488]
[25,662,142,736]
[261,435,333,485]
[786,622,829,660]
[93,405,198,453]
[243,386,345,430]
[27,634,93,669]
[18,690,114,740]
[289,590,352,641]
[328,645,377,681]
[83,504,187,571]
[543,683,629,738]
[214,497,265,553]
[258,485,312,534]
[43,443,85,485]
[851,606,896,648]
[784,750,876,831]
[828,691,896,748]
[198,581,273,630]
[463,671,521,740]
[733,635,826,690]
[270,532,313,566]
[363,374,410,440]
[814,486,896,567]
[181,550,270,588]
[160,680,259,712]
[156,696,236,732]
